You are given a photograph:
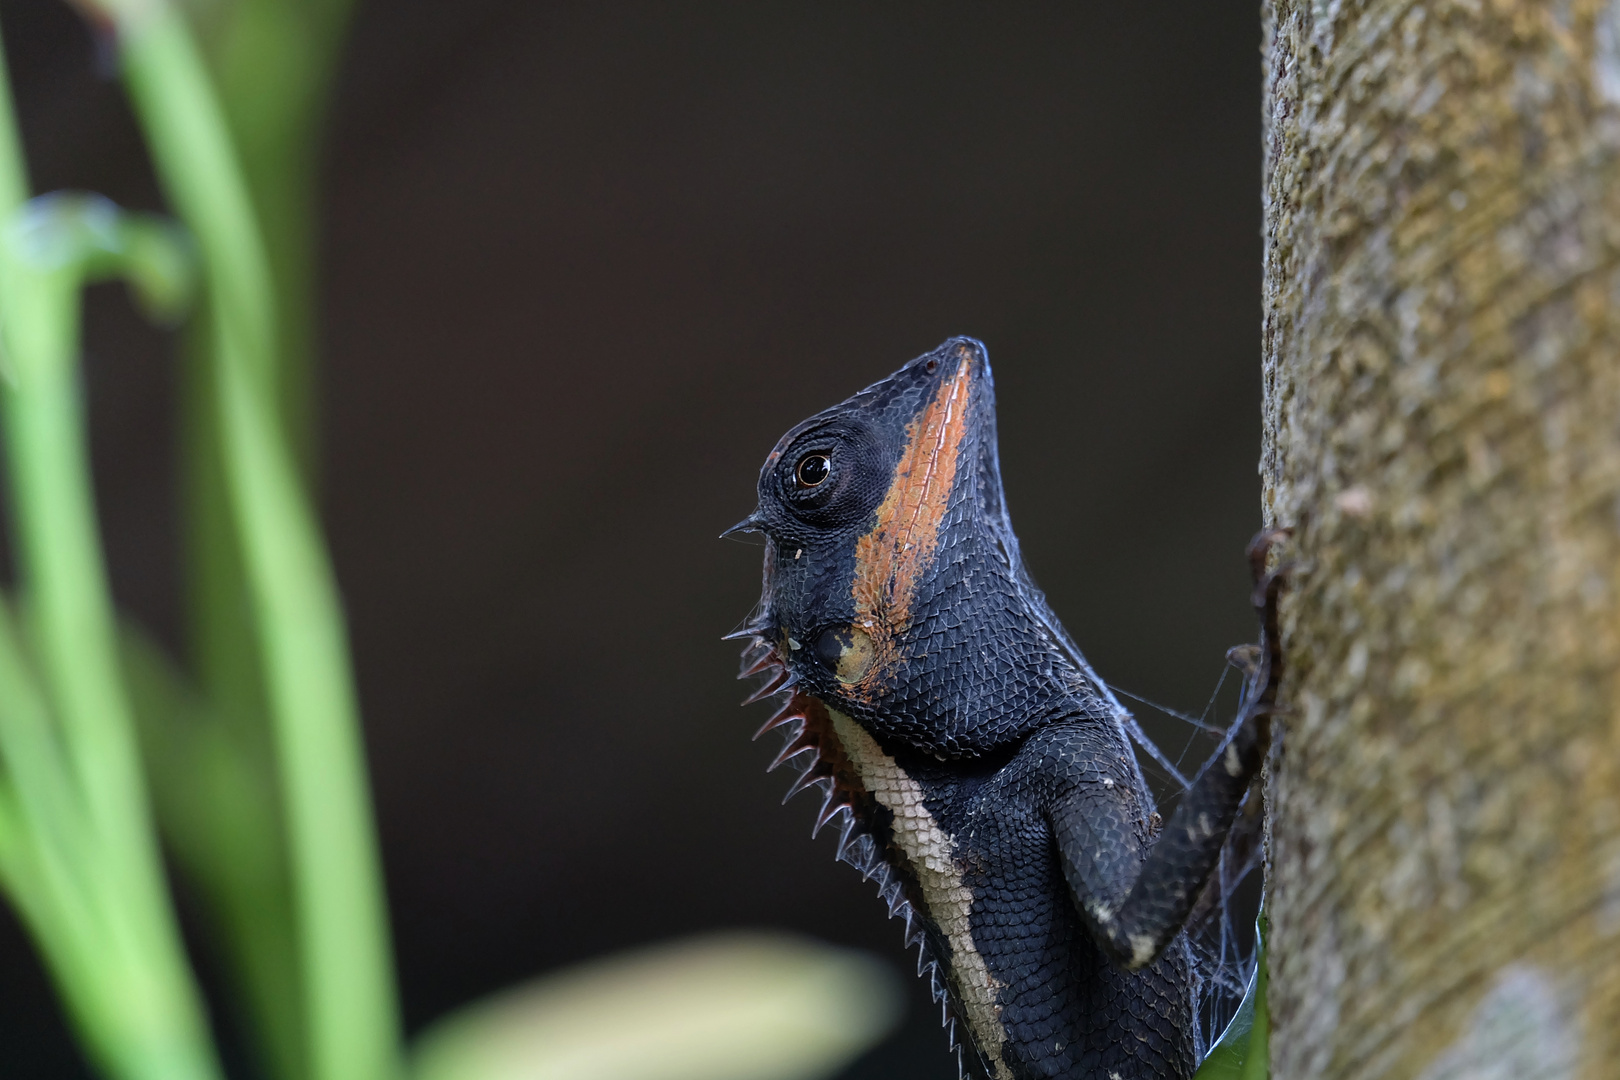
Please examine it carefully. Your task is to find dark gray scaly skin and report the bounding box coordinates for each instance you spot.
[727,338,1285,1080]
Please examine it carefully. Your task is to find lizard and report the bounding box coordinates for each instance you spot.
[725,337,1285,1079]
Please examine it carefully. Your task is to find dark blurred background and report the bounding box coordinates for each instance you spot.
[0,3,1261,1076]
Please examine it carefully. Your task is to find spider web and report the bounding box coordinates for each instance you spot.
[1019,570,1263,1063]
[1108,669,1264,1061]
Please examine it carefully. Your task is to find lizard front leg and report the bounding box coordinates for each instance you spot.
[1052,528,1288,972]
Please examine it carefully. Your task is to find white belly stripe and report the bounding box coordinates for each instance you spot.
[828,709,1011,1080]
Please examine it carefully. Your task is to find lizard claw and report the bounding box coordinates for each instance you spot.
[1245,525,1293,585]
[1225,643,1263,679]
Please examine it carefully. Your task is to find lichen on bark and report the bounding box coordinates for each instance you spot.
[1260,2,1620,1077]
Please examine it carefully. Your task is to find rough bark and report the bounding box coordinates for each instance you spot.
[1260,2,1620,1077]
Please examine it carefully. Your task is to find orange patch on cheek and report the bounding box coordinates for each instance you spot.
[847,354,974,690]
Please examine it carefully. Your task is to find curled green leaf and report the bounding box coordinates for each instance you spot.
[9,191,195,322]
[1194,914,1269,1080]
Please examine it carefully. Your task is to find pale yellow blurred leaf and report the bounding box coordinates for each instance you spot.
[412,931,904,1080]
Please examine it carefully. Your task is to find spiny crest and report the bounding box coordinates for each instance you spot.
[736,632,987,1080]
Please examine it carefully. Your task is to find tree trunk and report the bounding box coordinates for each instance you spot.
[1260,2,1620,1077]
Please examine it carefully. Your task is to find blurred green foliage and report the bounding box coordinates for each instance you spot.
[0,4,902,1080]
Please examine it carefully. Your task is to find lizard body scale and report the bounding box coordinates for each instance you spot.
[728,338,1283,1079]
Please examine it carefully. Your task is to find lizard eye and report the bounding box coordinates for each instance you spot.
[795,453,831,488]
[769,420,884,528]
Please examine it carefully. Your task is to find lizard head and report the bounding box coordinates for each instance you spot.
[734,337,1092,758]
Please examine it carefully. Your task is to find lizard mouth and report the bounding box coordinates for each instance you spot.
[733,627,985,1080]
